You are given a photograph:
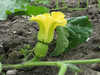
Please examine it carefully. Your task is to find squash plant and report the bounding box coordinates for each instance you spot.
[0,0,100,75]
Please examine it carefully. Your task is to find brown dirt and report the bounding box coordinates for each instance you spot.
[0,0,100,75]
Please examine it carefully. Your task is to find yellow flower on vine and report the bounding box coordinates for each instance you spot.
[30,12,67,43]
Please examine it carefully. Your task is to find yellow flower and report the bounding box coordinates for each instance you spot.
[30,12,67,43]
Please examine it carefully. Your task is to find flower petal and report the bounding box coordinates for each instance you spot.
[51,12,65,20]
[30,15,44,22]
[43,13,50,17]
[30,12,67,43]
[60,19,67,26]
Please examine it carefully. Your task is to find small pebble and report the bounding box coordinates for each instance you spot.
[6,69,17,75]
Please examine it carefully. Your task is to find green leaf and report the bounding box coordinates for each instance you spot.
[0,0,29,20]
[67,64,81,72]
[31,0,50,5]
[20,48,27,56]
[14,6,49,16]
[24,44,30,49]
[64,16,93,52]
[0,63,2,73]
[26,6,49,16]
[50,25,69,56]
[0,53,4,61]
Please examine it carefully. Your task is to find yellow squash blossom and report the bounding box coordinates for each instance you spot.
[30,12,67,43]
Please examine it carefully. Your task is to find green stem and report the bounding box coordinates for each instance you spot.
[68,7,86,11]
[75,72,78,75]
[58,63,68,75]
[26,47,35,53]
[56,0,59,8]
[77,0,80,8]
[23,52,33,63]
[98,0,100,9]
[28,56,41,62]
[23,48,35,62]
[62,0,67,8]
[49,41,57,45]
[63,59,100,64]
[2,59,100,70]
[87,0,89,7]
[49,7,86,11]
[2,62,58,70]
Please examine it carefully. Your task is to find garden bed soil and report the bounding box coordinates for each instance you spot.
[0,0,100,75]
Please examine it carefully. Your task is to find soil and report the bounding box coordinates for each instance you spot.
[0,0,100,75]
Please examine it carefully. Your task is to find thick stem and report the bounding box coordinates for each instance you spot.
[2,62,58,70]
[58,63,68,75]
[63,59,100,64]
[2,59,100,70]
